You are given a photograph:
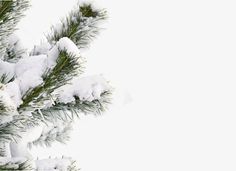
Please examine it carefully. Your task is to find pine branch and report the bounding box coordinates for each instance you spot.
[0,115,40,143]
[47,3,107,49]
[0,50,84,143]
[0,157,79,171]
[0,118,22,143]
[0,0,29,56]
[18,50,84,112]
[0,101,12,116]
[35,158,80,171]
[0,89,15,117]
[0,2,109,170]
[67,161,80,171]
[58,90,112,115]
[27,90,111,147]
[32,90,112,124]
[3,35,27,63]
[0,74,14,84]
[28,122,73,148]
[0,159,33,170]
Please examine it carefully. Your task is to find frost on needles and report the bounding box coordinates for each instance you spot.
[0,1,111,170]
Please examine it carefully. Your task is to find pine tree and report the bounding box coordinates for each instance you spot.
[0,0,111,170]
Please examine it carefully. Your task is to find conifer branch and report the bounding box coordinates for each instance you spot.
[67,161,80,171]
[0,0,29,55]
[32,90,112,123]
[0,114,40,143]
[0,159,33,170]
[28,90,112,146]
[3,38,27,63]
[0,1,110,170]
[55,90,112,115]
[0,118,23,143]
[18,50,84,112]
[0,74,14,84]
[47,3,107,49]
[28,122,73,148]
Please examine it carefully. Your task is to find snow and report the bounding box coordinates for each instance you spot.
[18,70,44,95]
[0,83,18,123]
[10,123,44,158]
[7,34,28,59]
[4,54,47,106]
[57,75,110,103]
[15,55,47,78]
[42,121,68,135]
[22,124,45,144]
[0,0,115,170]
[36,121,70,142]
[1,10,109,169]
[1,37,81,107]
[31,41,52,55]
[0,84,17,113]
[35,158,73,171]
[47,37,80,68]
[5,80,22,107]
[7,34,19,47]
[0,156,75,171]
[10,142,33,159]
[15,37,79,80]
[15,55,47,95]
[0,156,27,165]
[57,37,80,55]
[0,36,86,163]
[52,22,64,34]
[0,59,15,80]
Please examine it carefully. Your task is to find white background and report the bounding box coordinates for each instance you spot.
[16,0,236,170]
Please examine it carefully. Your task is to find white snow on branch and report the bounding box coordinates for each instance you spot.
[15,55,47,95]
[47,37,80,68]
[56,75,110,103]
[6,34,28,60]
[0,83,18,124]
[5,80,22,107]
[2,37,81,107]
[35,157,73,171]
[0,157,76,171]
[0,156,28,169]
[0,60,15,80]
[57,37,80,55]
[31,41,52,56]
[7,34,24,51]
[0,156,26,164]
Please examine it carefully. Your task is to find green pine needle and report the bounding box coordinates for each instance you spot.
[0,0,29,54]
[47,3,107,49]
[19,50,84,112]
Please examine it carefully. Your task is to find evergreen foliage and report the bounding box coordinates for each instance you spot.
[0,160,33,170]
[0,0,29,56]
[47,3,107,49]
[18,50,84,112]
[0,0,110,170]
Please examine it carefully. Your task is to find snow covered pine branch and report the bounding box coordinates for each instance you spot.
[0,1,111,170]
